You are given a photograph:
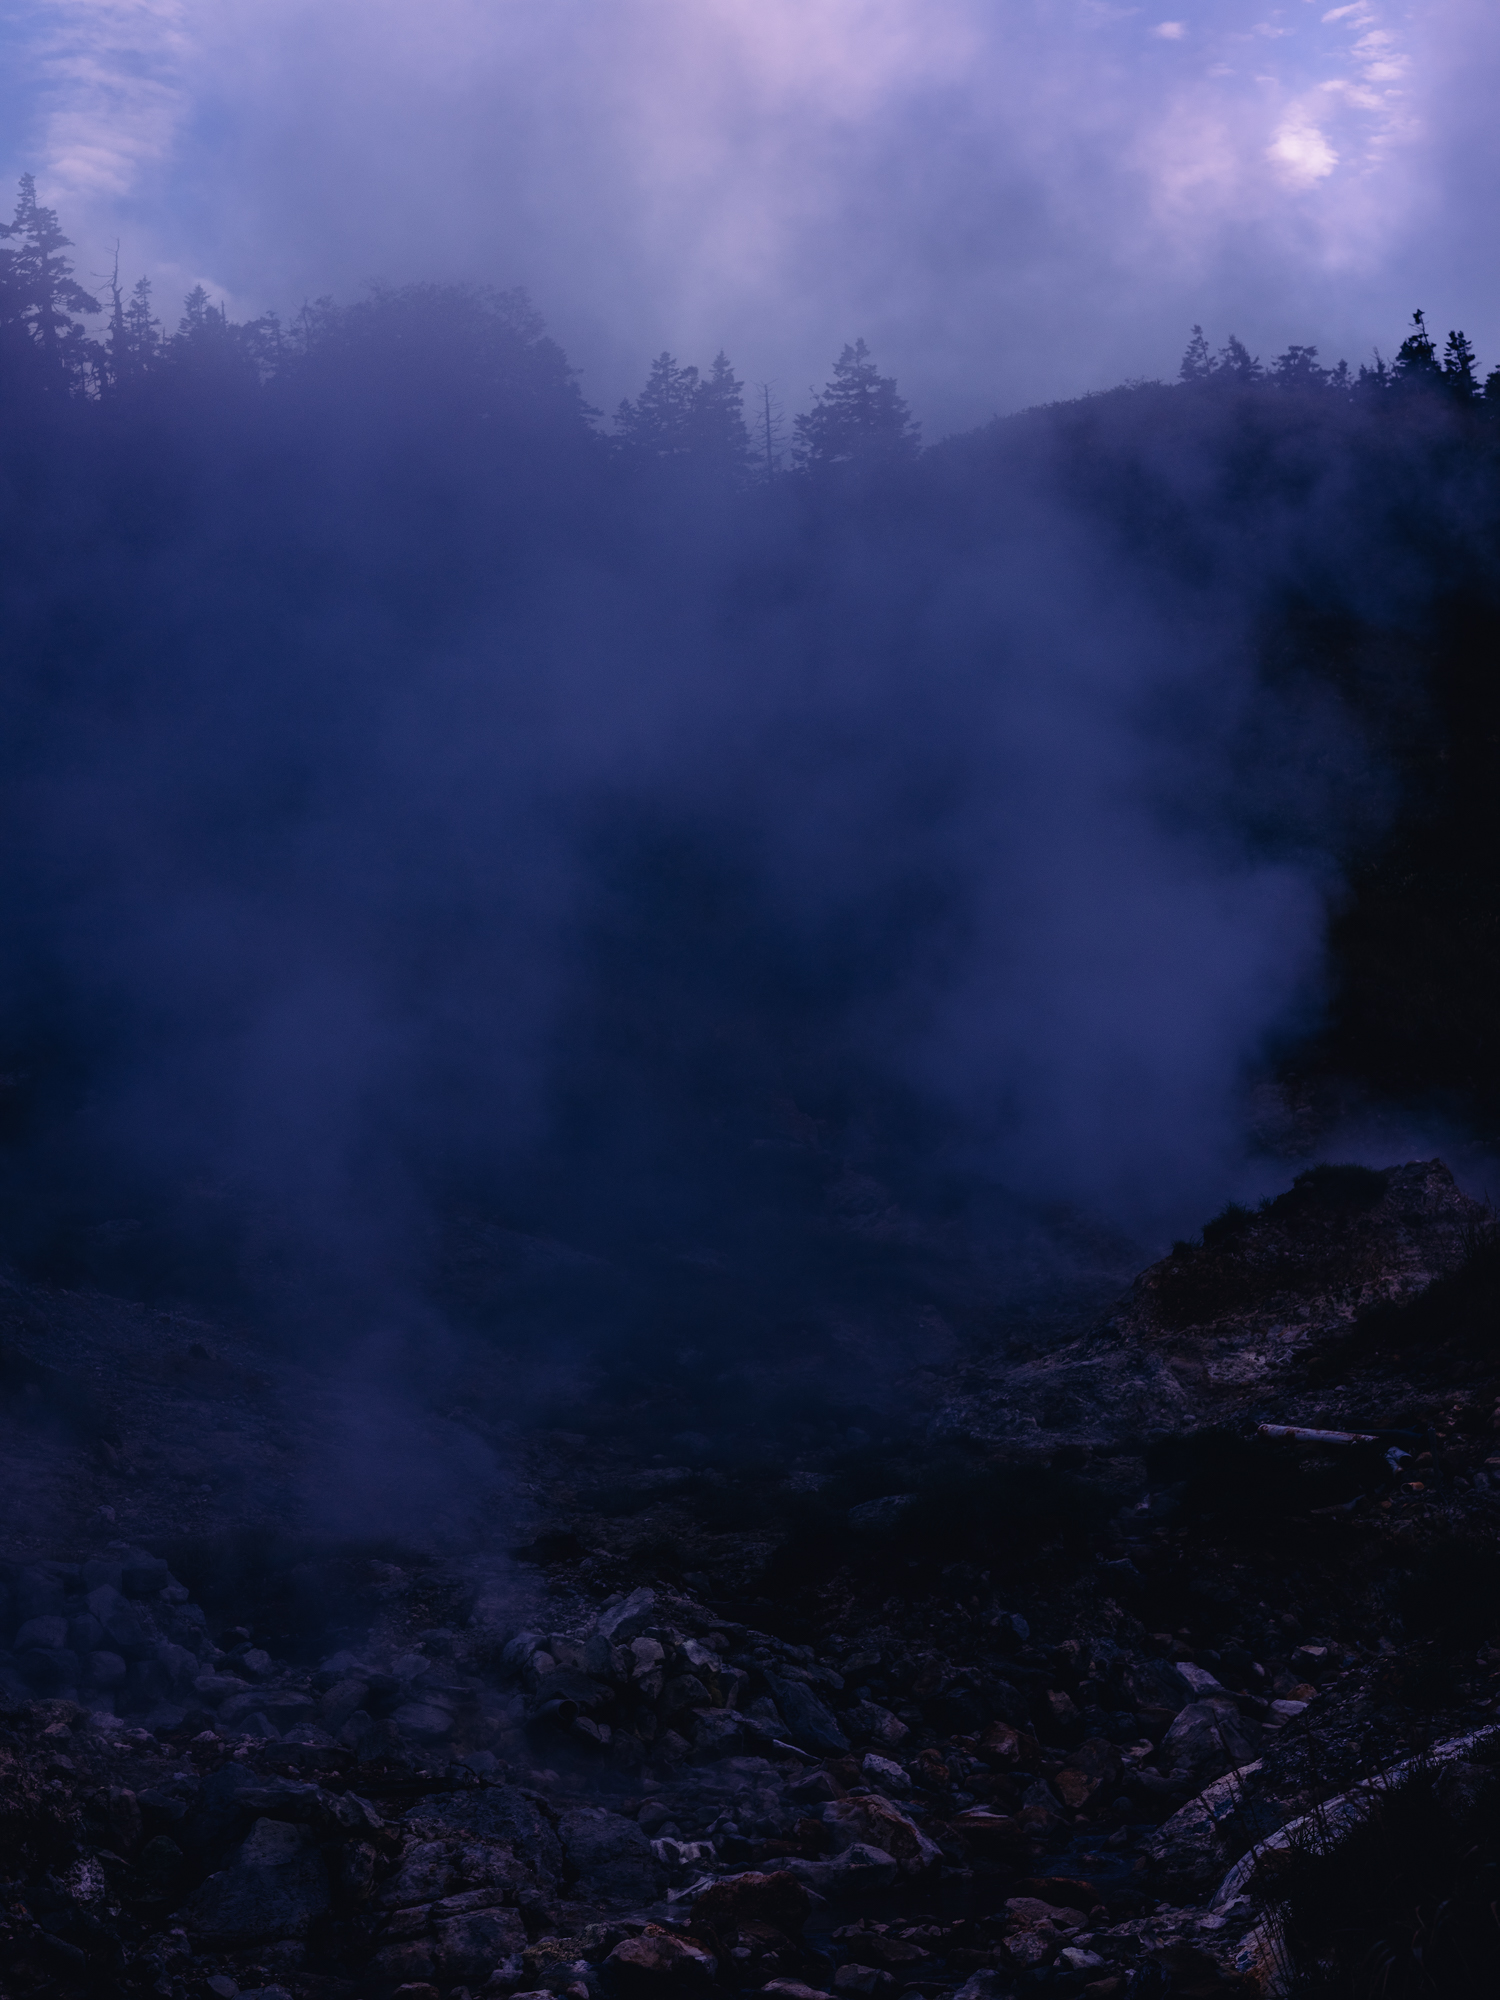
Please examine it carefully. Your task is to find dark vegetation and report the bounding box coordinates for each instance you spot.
[1267,1747,1500,1998]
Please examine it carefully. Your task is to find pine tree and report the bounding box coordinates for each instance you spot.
[792,339,919,470]
[615,352,700,459]
[1270,344,1327,392]
[689,351,752,476]
[101,260,160,392]
[1216,334,1262,385]
[0,174,100,384]
[1392,310,1440,388]
[1356,354,1389,400]
[1179,326,1215,384]
[1442,330,1479,403]
[126,277,159,365]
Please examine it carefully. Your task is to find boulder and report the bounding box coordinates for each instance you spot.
[821,1796,941,1873]
[1158,1700,1260,1785]
[762,1673,849,1756]
[1055,1736,1122,1809]
[557,1807,665,1903]
[408,1787,564,1879]
[692,1869,811,1933]
[177,1818,330,1946]
[433,1906,528,1983]
[601,1925,716,1996]
[1148,1761,1264,1897]
[782,1842,898,1894]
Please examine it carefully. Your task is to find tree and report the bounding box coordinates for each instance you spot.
[1270,344,1327,393]
[792,339,919,470]
[1215,334,1262,386]
[1392,310,1440,389]
[0,174,99,385]
[615,348,753,477]
[1179,325,1215,384]
[688,350,751,476]
[1442,329,1479,403]
[615,352,700,459]
[101,263,161,393]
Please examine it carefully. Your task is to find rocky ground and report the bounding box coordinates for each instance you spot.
[3,1158,1500,1999]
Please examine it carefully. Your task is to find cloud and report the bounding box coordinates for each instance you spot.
[1268,116,1341,183]
[0,1,1483,434]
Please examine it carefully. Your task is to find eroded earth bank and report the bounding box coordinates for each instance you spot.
[4,1159,1500,1999]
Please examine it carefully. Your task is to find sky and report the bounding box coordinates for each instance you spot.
[1,1,1496,432]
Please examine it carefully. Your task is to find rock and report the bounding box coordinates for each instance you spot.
[87,1651,128,1688]
[86,1586,147,1654]
[601,1925,716,1995]
[15,1615,67,1650]
[122,1556,171,1597]
[859,1753,910,1793]
[846,1703,909,1748]
[759,1984,829,2000]
[783,1843,898,1894]
[822,1796,940,1874]
[1175,1664,1224,1698]
[194,1673,252,1704]
[138,1834,184,1889]
[370,1940,437,1986]
[68,1613,105,1653]
[841,1936,927,1969]
[1058,1946,1106,1972]
[833,1968,892,1997]
[594,1588,659,1644]
[1158,1700,1260,1785]
[408,1788,564,1879]
[557,1807,665,1903]
[1056,1736,1122,1809]
[14,1569,66,1621]
[693,1870,812,1934]
[1148,1763,1264,1897]
[952,1976,1009,2000]
[692,1709,750,1759]
[1002,1930,1059,1971]
[320,1676,370,1731]
[177,1818,330,1945]
[434,1908,529,1983]
[394,1702,457,1741]
[1005,1897,1086,1933]
[523,1937,595,1989]
[847,1496,917,1531]
[948,1810,1028,1861]
[762,1673,849,1756]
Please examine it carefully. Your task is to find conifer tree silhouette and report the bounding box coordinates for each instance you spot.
[792,339,919,469]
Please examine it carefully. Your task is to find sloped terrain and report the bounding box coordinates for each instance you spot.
[3,1160,1500,1999]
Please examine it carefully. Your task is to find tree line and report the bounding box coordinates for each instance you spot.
[18,172,1500,488]
[1178,314,1500,405]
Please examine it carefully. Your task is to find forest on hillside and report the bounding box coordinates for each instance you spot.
[5,172,1500,1314]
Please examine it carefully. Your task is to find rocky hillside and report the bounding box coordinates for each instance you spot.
[3,1159,1499,1999]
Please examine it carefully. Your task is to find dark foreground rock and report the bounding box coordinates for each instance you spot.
[3,1158,1500,1996]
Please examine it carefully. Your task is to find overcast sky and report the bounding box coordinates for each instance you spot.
[2,1,1495,434]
